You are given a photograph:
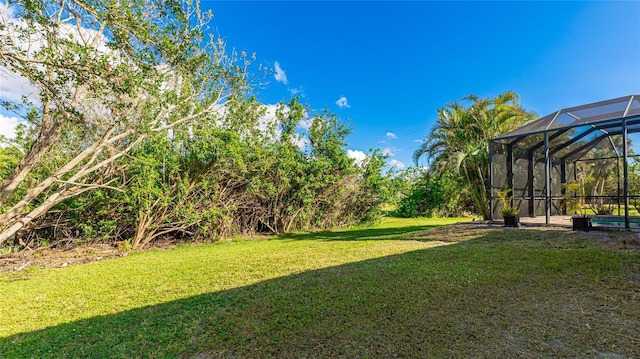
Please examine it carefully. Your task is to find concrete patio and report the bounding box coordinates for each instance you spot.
[495,215,640,230]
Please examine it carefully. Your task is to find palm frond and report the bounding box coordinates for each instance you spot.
[413,91,536,219]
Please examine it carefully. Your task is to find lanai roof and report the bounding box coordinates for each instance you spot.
[493,94,640,142]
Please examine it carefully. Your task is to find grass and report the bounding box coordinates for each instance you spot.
[1,217,639,358]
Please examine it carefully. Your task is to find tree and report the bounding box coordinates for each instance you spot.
[574,137,624,215]
[395,168,467,218]
[414,92,535,219]
[104,96,388,248]
[0,0,247,244]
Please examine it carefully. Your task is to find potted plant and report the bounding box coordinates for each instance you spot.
[497,189,520,227]
[562,181,592,231]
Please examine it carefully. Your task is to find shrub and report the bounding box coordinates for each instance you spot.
[396,171,466,218]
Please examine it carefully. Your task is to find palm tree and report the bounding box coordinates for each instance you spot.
[414,92,535,219]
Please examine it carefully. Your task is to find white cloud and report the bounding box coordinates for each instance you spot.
[0,68,39,105]
[299,116,313,130]
[336,95,350,109]
[288,86,304,97]
[258,103,310,129]
[274,61,288,85]
[291,134,309,150]
[0,6,40,105]
[382,147,394,156]
[386,132,397,139]
[0,113,21,140]
[0,3,118,107]
[388,159,405,169]
[347,149,367,166]
[414,138,424,143]
[258,104,282,133]
[255,103,312,148]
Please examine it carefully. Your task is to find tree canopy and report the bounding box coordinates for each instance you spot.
[414,92,536,219]
[0,0,391,249]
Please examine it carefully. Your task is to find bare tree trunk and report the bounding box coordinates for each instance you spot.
[0,0,245,247]
[0,104,60,206]
[0,182,93,244]
[0,131,141,245]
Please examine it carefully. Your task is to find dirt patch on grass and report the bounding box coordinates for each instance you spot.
[0,240,183,273]
[0,243,127,272]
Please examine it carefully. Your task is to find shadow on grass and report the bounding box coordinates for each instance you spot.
[2,234,638,358]
[278,225,442,241]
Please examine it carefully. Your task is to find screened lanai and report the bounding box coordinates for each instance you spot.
[489,95,640,229]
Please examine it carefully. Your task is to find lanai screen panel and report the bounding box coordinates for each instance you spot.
[572,134,624,215]
[490,141,508,219]
[626,131,640,226]
[490,95,640,222]
[490,141,507,190]
[512,151,529,215]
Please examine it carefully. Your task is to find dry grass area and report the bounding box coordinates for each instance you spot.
[1,218,639,358]
[0,243,129,272]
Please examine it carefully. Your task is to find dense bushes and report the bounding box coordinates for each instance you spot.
[413,93,535,219]
[0,0,393,250]
[395,169,470,218]
[1,98,390,249]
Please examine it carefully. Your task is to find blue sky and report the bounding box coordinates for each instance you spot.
[0,1,638,170]
[204,0,640,169]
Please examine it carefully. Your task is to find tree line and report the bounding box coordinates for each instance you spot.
[0,0,389,250]
[0,0,546,252]
[401,92,536,219]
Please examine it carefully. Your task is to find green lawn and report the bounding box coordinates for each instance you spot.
[1,217,639,358]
